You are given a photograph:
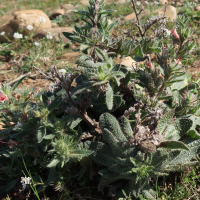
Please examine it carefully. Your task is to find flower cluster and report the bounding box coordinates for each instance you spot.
[46,33,53,39]
[58,69,67,75]
[136,1,141,6]
[34,42,40,46]
[13,32,23,39]
[27,25,33,31]
[21,177,31,188]
[0,31,5,36]
[39,16,46,23]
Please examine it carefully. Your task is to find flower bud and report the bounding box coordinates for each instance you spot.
[0,92,9,102]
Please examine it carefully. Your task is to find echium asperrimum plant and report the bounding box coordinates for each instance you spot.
[60,0,200,199]
[0,0,200,198]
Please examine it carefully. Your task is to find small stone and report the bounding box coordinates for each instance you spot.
[120,56,137,70]
[49,9,65,20]
[80,0,90,6]
[159,0,168,5]
[34,27,74,43]
[60,4,74,10]
[124,10,150,21]
[195,6,200,12]
[154,5,177,20]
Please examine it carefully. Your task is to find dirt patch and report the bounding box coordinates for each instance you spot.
[188,59,200,80]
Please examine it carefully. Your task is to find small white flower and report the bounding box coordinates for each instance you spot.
[13,32,23,39]
[0,31,5,36]
[27,25,33,30]
[21,177,31,185]
[154,1,159,4]
[144,1,148,4]
[39,16,46,23]
[136,1,141,5]
[164,29,171,37]
[58,69,67,75]
[33,159,37,165]
[46,34,53,39]
[34,42,40,46]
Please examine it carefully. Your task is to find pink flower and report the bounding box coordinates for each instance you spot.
[0,92,9,102]
[147,62,154,69]
[22,113,28,121]
[7,139,19,148]
[47,100,53,106]
[174,58,182,65]
[7,122,15,126]
[2,110,10,114]
[170,28,180,39]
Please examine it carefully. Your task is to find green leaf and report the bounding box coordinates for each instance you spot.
[158,110,175,134]
[100,113,126,142]
[11,76,27,92]
[133,56,148,62]
[47,158,60,168]
[0,179,18,194]
[96,48,108,61]
[43,134,55,139]
[124,71,131,85]
[70,150,93,157]
[48,96,62,113]
[160,141,190,150]
[37,126,46,143]
[71,82,94,95]
[106,83,113,110]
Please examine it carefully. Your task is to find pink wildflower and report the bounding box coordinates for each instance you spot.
[0,92,9,102]
[174,58,182,65]
[147,62,154,69]
[21,113,28,121]
[47,100,53,106]
[170,28,180,39]
[2,110,10,114]
[7,122,15,126]
[7,139,19,148]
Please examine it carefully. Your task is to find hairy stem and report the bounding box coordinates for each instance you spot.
[131,0,143,37]
[79,109,102,135]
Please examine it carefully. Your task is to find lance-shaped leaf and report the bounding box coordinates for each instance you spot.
[160,141,189,150]
[37,126,46,143]
[157,110,175,135]
[100,113,126,142]
[106,83,113,110]
[48,96,62,113]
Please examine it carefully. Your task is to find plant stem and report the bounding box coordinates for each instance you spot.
[131,0,144,37]
[79,109,102,135]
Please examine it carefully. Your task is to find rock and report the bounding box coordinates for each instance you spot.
[195,6,200,11]
[154,5,177,20]
[13,10,51,34]
[60,4,74,10]
[0,22,16,42]
[34,27,74,43]
[124,10,150,21]
[80,0,90,6]
[176,2,182,6]
[51,23,59,28]
[159,0,168,5]
[0,9,52,41]
[120,56,137,70]
[49,9,65,20]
